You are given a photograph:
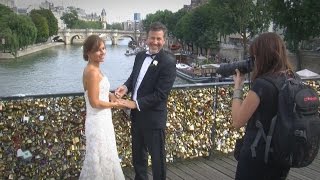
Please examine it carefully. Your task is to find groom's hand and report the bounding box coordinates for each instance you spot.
[109,93,118,102]
[120,99,137,109]
[115,85,128,98]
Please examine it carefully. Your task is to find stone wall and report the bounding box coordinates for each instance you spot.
[0,42,64,60]
[300,51,320,74]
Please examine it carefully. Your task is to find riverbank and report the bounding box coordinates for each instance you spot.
[0,42,64,59]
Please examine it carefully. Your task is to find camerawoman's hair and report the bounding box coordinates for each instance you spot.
[82,35,105,61]
[250,32,292,80]
[147,21,167,38]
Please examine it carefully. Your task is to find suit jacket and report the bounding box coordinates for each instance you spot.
[124,49,176,129]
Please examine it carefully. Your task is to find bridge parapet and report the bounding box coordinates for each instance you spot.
[3,80,318,178]
[57,29,147,45]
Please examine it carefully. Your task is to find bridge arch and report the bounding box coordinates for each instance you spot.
[58,29,147,45]
[70,35,85,44]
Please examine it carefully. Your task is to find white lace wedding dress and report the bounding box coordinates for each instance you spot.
[80,76,125,180]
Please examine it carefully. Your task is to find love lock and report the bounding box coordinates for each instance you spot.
[17,148,33,161]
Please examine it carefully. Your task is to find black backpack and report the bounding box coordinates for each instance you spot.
[251,72,320,168]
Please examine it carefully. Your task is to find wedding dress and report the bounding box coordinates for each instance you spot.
[80,76,125,180]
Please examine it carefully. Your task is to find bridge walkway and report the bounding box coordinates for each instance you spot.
[123,151,320,180]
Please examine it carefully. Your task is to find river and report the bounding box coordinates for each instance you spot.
[0,39,188,97]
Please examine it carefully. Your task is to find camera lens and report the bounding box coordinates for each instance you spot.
[216,57,254,77]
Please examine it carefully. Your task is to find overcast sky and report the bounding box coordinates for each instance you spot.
[15,0,191,23]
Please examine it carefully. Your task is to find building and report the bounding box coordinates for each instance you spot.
[183,0,209,11]
[134,13,141,21]
[0,0,15,8]
[123,20,134,31]
[39,0,54,10]
[101,9,107,29]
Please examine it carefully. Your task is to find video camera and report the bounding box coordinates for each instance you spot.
[216,57,255,77]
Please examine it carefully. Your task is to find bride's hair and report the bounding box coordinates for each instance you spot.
[83,35,105,61]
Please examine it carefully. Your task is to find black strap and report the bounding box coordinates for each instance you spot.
[251,120,267,157]
[251,76,280,163]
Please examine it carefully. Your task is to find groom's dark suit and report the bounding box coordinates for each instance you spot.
[124,49,176,180]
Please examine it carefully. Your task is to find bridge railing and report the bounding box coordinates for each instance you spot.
[0,78,319,178]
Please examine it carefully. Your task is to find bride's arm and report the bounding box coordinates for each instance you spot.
[86,70,119,109]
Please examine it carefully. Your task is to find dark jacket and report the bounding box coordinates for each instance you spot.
[124,49,176,129]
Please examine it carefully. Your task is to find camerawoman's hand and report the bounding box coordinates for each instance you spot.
[233,69,245,89]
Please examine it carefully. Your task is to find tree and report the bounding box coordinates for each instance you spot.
[30,11,49,43]
[109,22,123,30]
[188,5,219,54]
[8,14,37,49]
[170,9,188,37]
[269,0,320,51]
[61,10,78,28]
[73,20,103,29]
[0,4,36,55]
[269,0,320,70]
[214,0,272,55]
[175,13,194,51]
[31,9,58,36]
[143,10,174,32]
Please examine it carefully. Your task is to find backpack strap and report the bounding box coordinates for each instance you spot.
[250,120,267,158]
[251,76,280,163]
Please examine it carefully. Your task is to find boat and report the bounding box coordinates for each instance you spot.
[176,63,221,83]
[124,49,137,56]
[170,44,181,51]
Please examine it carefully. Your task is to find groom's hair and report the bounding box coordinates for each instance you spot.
[147,22,167,38]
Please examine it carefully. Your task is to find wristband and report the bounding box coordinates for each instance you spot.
[233,89,243,100]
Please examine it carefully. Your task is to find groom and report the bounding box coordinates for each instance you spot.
[115,22,176,180]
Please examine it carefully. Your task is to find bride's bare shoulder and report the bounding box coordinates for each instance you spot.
[84,66,100,79]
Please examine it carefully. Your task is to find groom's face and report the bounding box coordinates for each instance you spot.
[147,30,165,54]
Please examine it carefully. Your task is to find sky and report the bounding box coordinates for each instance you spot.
[15,0,191,23]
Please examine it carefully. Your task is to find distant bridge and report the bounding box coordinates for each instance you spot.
[57,29,147,45]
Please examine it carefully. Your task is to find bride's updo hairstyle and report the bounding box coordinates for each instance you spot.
[82,35,104,61]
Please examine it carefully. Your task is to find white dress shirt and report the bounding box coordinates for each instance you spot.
[132,54,154,110]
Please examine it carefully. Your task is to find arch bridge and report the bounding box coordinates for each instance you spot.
[57,29,147,45]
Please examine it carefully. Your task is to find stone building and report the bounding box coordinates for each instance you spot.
[101,9,107,29]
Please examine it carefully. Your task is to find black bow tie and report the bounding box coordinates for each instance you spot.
[145,53,157,59]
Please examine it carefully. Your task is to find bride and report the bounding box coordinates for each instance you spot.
[80,34,128,179]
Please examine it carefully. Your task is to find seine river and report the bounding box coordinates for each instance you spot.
[0,39,188,97]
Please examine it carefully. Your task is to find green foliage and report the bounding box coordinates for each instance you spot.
[175,13,193,44]
[61,10,103,29]
[0,4,13,17]
[0,4,37,55]
[31,9,58,36]
[109,23,123,30]
[30,11,49,43]
[142,10,175,33]
[73,20,103,29]
[171,9,188,37]
[61,10,78,28]
[269,0,320,52]
[7,15,37,50]
[0,27,18,55]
